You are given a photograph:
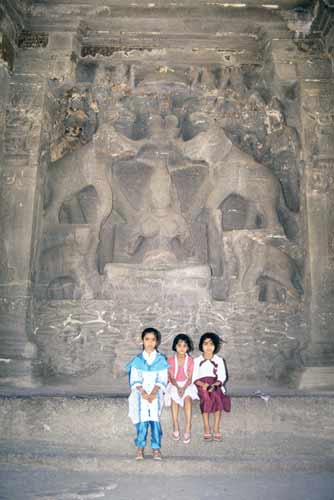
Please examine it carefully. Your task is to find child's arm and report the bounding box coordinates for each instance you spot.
[129,366,143,391]
[167,358,179,388]
[148,368,168,402]
[195,380,209,389]
[147,384,160,402]
[192,359,209,389]
[215,357,227,387]
[168,363,179,388]
[129,367,150,398]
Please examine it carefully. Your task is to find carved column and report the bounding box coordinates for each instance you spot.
[311,0,334,69]
[298,36,334,388]
[0,21,79,385]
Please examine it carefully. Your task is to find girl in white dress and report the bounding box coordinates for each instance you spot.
[126,327,169,460]
[164,334,199,444]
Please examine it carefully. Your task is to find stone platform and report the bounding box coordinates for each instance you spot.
[0,394,333,476]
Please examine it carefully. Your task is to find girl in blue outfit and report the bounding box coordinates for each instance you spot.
[126,327,169,461]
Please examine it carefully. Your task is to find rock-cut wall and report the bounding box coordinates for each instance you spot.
[1,0,334,391]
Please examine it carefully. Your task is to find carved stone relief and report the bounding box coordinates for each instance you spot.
[38,59,303,306]
[32,52,306,385]
[48,85,99,162]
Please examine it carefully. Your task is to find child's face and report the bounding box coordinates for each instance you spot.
[202,337,215,357]
[175,339,188,356]
[143,332,158,353]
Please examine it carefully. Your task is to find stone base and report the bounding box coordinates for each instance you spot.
[0,359,40,389]
[102,263,212,303]
[298,366,334,390]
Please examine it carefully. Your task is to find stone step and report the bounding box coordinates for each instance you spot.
[0,395,333,474]
[1,444,333,475]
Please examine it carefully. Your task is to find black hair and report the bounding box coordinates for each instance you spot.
[199,332,222,354]
[141,327,161,347]
[172,333,194,353]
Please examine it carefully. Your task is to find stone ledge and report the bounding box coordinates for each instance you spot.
[0,395,333,446]
[298,366,334,390]
[1,449,333,475]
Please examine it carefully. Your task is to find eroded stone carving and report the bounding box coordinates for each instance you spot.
[49,86,98,162]
[263,97,301,212]
[39,226,98,299]
[227,232,302,302]
[127,157,191,267]
[40,62,303,308]
[179,110,301,302]
[44,143,112,228]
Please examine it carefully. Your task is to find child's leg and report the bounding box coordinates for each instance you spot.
[183,396,192,434]
[149,420,163,449]
[202,412,211,435]
[171,400,180,433]
[135,422,149,449]
[213,410,222,434]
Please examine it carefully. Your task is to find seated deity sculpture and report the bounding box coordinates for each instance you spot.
[127,160,191,267]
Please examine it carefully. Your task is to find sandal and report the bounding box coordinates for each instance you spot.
[203,432,212,441]
[152,449,162,461]
[183,432,191,444]
[172,430,180,441]
[136,448,144,460]
[213,432,223,442]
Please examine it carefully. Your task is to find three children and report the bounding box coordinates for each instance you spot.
[127,328,228,460]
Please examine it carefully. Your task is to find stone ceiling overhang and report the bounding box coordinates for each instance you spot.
[27,0,313,33]
[21,0,309,61]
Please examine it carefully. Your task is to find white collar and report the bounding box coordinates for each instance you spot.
[143,350,157,364]
[200,354,217,362]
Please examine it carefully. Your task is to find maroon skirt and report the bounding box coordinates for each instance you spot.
[196,377,224,414]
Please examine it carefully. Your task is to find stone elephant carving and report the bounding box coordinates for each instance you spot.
[39,226,99,299]
[45,143,112,229]
[229,232,302,303]
[182,113,285,234]
[44,143,112,278]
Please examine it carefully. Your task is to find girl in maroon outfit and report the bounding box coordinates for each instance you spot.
[192,332,227,441]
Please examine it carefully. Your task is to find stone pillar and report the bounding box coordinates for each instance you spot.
[298,39,334,388]
[0,27,79,386]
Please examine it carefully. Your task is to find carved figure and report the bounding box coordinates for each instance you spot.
[229,232,302,302]
[127,159,191,266]
[180,111,302,301]
[45,143,112,229]
[39,227,99,299]
[44,143,112,281]
[264,97,300,212]
[182,112,285,233]
[50,88,98,162]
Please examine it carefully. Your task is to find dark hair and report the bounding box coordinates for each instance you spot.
[199,332,222,354]
[172,334,194,353]
[141,327,161,347]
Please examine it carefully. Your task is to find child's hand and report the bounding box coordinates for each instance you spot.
[141,390,149,400]
[177,387,185,397]
[147,393,157,403]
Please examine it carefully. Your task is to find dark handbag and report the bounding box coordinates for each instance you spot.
[222,393,231,413]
